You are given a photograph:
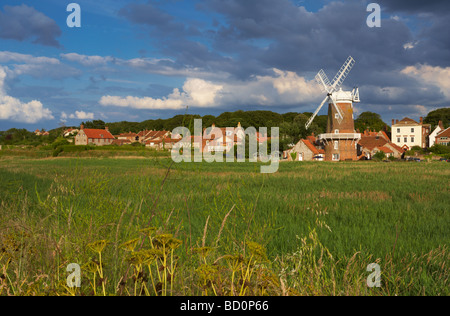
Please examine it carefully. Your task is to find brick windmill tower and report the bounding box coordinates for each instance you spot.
[305,56,361,161]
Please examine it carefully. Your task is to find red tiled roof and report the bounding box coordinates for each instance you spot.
[119,132,138,137]
[358,136,388,151]
[387,142,405,153]
[302,139,320,155]
[378,146,393,153]
[145,131,170,139]
[397,117,420,125]
[436,127,450,138]
[83,129,115,140]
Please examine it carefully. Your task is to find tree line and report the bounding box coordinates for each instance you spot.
[1,108,449,149]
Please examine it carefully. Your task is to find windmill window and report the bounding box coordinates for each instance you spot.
[335,130,339,134]
[332,154,340,161]
[334,141,339,150]
[335,114,339,119]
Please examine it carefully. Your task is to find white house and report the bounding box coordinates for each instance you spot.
[391,117,431,150]
[429,121,444,147]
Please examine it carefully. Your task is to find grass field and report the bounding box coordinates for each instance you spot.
[0,156,448,296]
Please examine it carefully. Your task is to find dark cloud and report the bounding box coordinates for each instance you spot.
[377,0,450,15]
[0,4,61,47]
[119,1,200,38]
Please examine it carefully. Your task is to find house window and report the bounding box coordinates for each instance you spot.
[335,129,339,134]
[334,141,339,150]
[411,137,415,143]
[404,137,408,143]
[397,128,400,133]
[397,138,401,143]
[411,128,415,133]
[332,154,340,161]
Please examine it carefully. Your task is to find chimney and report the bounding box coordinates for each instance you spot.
[420,117,423,124]
[212,123,216,128]
[438,120,444,129]
[80,124,84,130]
[396,119,399,124]
[392,119,395,126]
[237,122,241,128]
[105,126,109,132]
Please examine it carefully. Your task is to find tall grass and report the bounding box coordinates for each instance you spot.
[0,157,448,295]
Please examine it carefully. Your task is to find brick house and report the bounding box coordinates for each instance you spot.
[429,121,444,147]
[435,127,450,146]
[358,130,404,159]
[117,132,140,143]
[75,125,115,146]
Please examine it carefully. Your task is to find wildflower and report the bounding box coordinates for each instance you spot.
[139,227,157,238]
[246,241,268,261]
[83,260,99,274]
[196,264,218,282]
[167,238,182,250]
[154,234,173,248]
[87,240,109,253]
[120,238,140,252]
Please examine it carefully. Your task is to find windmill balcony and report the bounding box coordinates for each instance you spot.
[319,133,362,141]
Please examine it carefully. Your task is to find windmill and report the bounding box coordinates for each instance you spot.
[306,56,362,161]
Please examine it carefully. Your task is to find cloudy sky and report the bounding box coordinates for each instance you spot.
[0,0,449,130]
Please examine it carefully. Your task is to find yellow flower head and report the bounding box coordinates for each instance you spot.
[87,240,109,253]
[120,238,140,252]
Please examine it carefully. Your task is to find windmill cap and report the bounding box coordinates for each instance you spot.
[331,88,353,103]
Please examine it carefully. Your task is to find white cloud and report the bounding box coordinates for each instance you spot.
[100,89,185,110]
[0,66,54,123]
[99,69,319,110]
[0,51,60,65]
[60,53,115,67]
[61,110,95,120]
[401,64,450,99]
[0,51,80,79]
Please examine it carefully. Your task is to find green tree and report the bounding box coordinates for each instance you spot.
[355,112,388,132]
[82,120,106,130]
[424,108,450,129]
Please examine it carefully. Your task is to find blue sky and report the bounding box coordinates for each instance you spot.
[0,0,449,131]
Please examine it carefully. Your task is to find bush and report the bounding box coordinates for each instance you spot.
[429,144,450,155]
[373,151,386,161]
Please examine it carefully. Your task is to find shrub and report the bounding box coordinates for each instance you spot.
[373,151,386,161]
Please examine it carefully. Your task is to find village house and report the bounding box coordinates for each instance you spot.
[117,132,140,143]
[429,121,445,147]
[34,129,49,136]
[435,126,450,146]
[63,128,79,137]
[284,136,325,161]
[75,125,115,146]
[358,130,404,159]
[145,137,180,150]
[391,117,431,150]
[140,130,171,144]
